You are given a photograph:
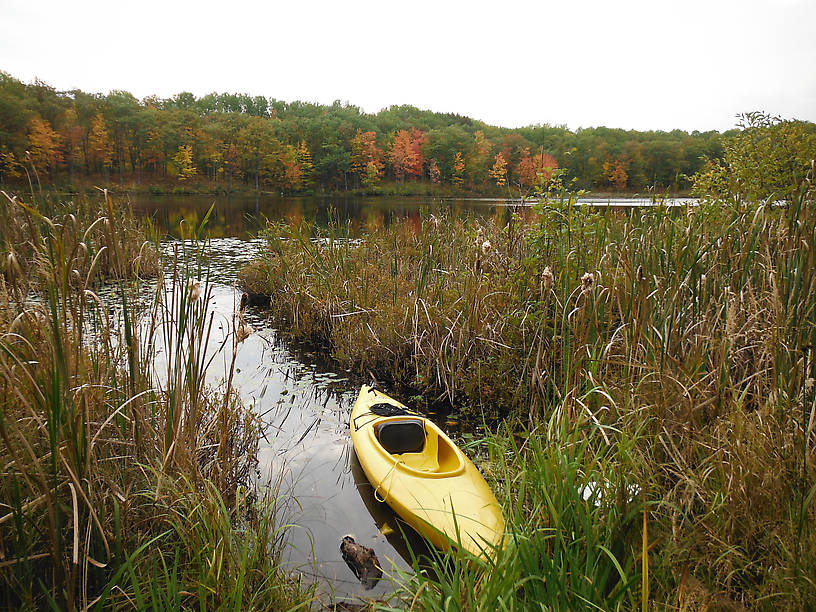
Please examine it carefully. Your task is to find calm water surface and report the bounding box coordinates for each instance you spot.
[134,194,685,605]
[130,193,697,238]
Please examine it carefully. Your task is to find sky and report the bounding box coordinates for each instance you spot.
[2,0,814,133]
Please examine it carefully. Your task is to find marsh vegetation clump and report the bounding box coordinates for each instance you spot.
[244,124,816,605]
[0,192,310,610]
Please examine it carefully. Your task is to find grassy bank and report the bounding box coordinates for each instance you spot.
[0,192,311,610]
[241,173,816,606]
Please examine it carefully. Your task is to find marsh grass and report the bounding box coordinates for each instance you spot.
[245,178,816,606]
[0,191,310,610]
[385,416,643,611]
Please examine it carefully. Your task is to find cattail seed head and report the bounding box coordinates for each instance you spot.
[6,252,21,279]
[581,272,594,293]
[542,266,554,291]
[188,279,203,301]
[481,240,492,255]
[237,320,253,344]
[636,265,645,283]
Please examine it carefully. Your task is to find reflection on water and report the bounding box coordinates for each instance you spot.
[236,317,423,603]
[130,193,698,239]
[131,194,508,239]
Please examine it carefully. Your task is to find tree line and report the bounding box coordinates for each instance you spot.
[0,71,731,194]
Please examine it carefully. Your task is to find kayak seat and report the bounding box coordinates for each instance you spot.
[376,420,443,472]
[376,419,426,454]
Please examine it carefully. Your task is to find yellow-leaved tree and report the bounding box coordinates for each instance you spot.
[172,144,197,181]
[27,117,63,176]
[88,114,113,176]
[489,153,508,187]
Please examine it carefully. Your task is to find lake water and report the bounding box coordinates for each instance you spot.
[130,193,697,238]
[132,193,689,606]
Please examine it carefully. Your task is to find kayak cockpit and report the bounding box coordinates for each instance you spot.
[370,417,465,477]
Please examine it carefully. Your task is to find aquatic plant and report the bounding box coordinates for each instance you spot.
[0,191,310,610]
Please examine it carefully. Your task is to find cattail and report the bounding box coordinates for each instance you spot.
[236,312,253,343]
[636,264,645,284]
[6,252,21,282]
[581,272,594,293]
[481,240,492,255]
[542,266,554,291]
[475,227,484,248]
[188,279,203,301]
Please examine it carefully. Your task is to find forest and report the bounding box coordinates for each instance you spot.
[0,71,729,194]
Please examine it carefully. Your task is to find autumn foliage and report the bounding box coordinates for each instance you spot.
[0,71,733,192]
[517,149,558,188]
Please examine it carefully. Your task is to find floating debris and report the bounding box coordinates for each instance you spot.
[340,535,382,590]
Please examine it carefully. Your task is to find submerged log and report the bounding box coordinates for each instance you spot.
[340,535,382,590]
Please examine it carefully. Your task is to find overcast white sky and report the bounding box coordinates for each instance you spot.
[2,0,814,133]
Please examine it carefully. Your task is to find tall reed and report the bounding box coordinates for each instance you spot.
[0,191,309,610]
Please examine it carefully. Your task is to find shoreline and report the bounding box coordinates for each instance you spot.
[0,179,692,201]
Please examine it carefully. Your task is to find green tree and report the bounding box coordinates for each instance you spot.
[295,141,314,187]
[466,130,492,185]
[363,160,381,188]
[693,112,816,203]
[451,152,465,186]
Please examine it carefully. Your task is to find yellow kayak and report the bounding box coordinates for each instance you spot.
[350,385,504,559]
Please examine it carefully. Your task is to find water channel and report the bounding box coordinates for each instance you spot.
[129,193,692,605]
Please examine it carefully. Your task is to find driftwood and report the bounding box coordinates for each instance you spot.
[340,535,382,590]
[321,603,372,612]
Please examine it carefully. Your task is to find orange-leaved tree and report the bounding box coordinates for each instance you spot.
[351,130,383,185]
[389,129,416,182]
[517,148,558,189]
[603,157,630,191]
